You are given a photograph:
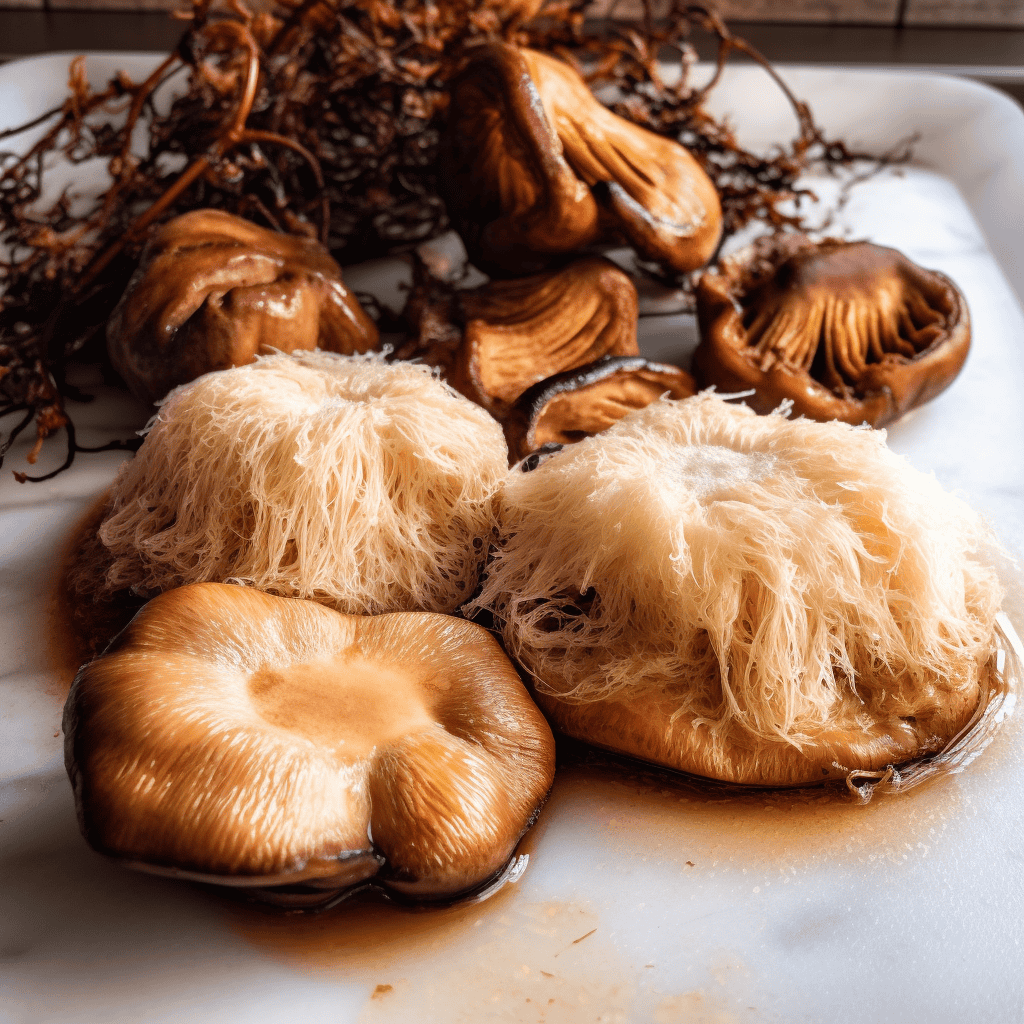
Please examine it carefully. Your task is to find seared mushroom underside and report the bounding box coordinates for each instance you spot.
[694,234,970,427]
[402,256,641,421]
[64,583,556,904]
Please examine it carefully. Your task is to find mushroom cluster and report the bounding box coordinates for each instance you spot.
[62,30,1004,912]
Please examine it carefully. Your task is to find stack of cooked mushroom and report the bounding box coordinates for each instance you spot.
[63,40,1011,910]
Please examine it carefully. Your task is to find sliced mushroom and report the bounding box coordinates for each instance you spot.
[693,234,970,427]
[108,209,379,405]
[469,393,1002,787]
[440,43,722,277]
[64,583,555,904]
[504,355,696,462]
[74,351,507,616]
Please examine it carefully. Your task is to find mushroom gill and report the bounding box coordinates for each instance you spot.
[108,209,379,405]
[693,235,970,427]
[403,257,640,421]
[469,393,1003,787]
[68,351,507,618]
[64,583,555,903]
[440,42,722,277]
[503,355,696,462]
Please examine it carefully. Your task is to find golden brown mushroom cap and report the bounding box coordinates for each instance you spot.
[64,583,555,902]
[108,209,379,405]
[469,394,1002,787]
[693,235,970,427]
[440,43,722,277]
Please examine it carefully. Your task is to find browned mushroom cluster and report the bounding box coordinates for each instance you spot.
[693,234,971,427]
[108,209,379,405]
[53,10,1004,921]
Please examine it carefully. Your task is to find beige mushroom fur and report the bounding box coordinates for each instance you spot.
[86,351,508,615]
[471,393,1002,785]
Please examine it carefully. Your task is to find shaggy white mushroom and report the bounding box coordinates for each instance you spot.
[75,351,507,617]
[471,393,1005,787]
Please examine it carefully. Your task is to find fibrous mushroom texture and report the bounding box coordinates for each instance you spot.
[64,583,555,902]
[693,235,970,427]
[470,394,1002,787]
[107,209,379,405]
[440,43,722,277]
[77,351,507,615]
[504,355,696,461]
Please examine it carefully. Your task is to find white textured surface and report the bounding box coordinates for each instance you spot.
[2,57,1024,1024]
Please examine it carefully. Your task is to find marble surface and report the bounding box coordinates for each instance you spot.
[2,58,1024,1024]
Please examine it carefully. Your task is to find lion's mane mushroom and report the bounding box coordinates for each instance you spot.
[469,394,1004,788]
[404,257,640,421]
[64,583,555,904]
[693,235,970,427]
[504,355,697,462]
[70,351,507,619]
[440,43,722,277]
[107,209,379,405]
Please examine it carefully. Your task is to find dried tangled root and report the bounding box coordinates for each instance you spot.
[470,394,1003,786]
[82,351,507,615]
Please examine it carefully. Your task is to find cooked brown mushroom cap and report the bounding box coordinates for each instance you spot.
[504,356,696,462]
[78,351,507,615]
[440,43,722,277]
[693,235,970,427]
[469,394,1002,787]
[435,258,640,420]
[64,583,555,901]
[108,209,379,405]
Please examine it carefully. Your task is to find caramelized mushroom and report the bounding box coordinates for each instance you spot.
[440,43,722,277]
[693,235,970,427]
[469,394,1002,787]
[404,257,640,420]
[504,355,696,462]
[108,209,379,404]
[64,583,555,904]
[70,351,507,617]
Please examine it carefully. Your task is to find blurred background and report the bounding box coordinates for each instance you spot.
[0,1,1020,106]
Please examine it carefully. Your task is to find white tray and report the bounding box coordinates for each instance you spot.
[2,54,1024,1024]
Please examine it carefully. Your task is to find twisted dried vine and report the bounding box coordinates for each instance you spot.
[0,0,866,478]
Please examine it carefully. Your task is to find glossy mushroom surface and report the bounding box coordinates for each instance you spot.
[404,257,640,421]
[64,583,556,903]
[504,355,696,462]
[469,394,1002,787]
[693,235,970,427]
[108,209,379,404]
[440,43,722,277]
[68,351,507,617]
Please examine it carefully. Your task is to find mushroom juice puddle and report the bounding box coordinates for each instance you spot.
[217,733,997,973]
[48,488,1023,992]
